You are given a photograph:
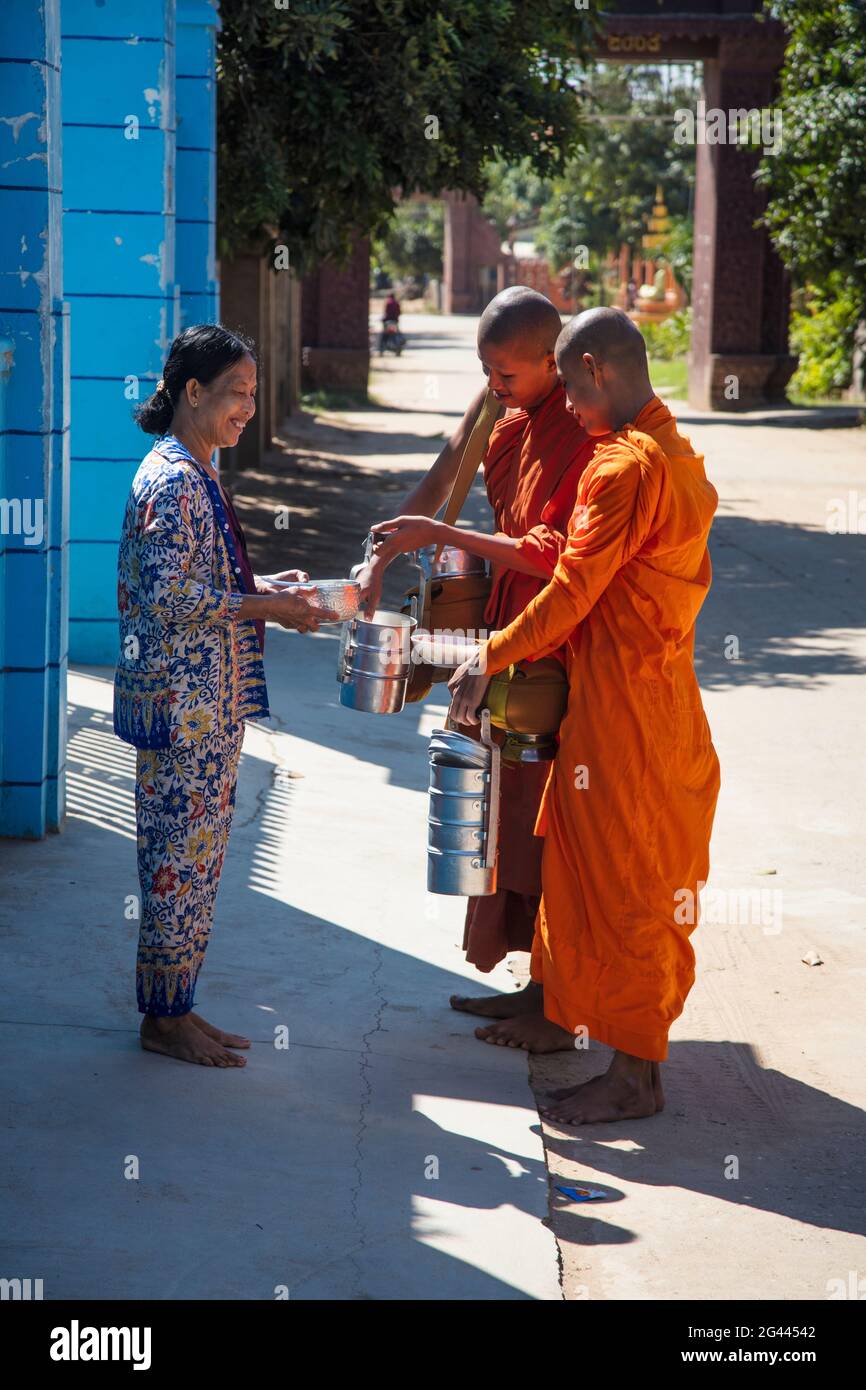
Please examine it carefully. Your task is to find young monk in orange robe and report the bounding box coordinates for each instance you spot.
[454,374,595,977]
[449,307,721,1124]
[363,287,594,984]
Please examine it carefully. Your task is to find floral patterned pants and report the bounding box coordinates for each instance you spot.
[135,723,245,1015]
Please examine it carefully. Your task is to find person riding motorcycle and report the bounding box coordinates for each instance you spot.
[379,293,402,353]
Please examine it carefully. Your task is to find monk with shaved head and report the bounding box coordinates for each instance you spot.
[449,306,721,1125]
[363,287,595,988]
[476,284,567,357]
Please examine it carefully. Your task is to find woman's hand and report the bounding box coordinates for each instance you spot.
[447,655,490,728]
[256,569,309,593]
[369,516,441,563]
[268,588,337,633]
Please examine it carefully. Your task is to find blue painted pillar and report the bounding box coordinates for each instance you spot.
[176,2,221,327]
[62,0,177,665]
[0,0,70,837]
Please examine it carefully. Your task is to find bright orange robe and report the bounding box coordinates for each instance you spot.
[483,397,720,1059]
[463,382,595,972]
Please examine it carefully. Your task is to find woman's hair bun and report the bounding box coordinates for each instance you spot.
[135,385,174,435]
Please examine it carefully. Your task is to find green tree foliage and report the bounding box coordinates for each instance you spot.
[479,67,699,298]
[789,277,861,399]
[373,201,444,281]
[533,66,699,272]
[216,0,595,267]
[482,157,553,240]
[757,0,866,305]
[757,2,866,396]
[641,307,692,362]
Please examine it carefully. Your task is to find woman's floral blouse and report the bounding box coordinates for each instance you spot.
[114,437,269,749]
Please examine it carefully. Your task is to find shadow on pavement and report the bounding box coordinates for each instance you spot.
[675,405,863,431]
[534,1038,866,1247]
[0,692,557,1300]
[698,515,866,689]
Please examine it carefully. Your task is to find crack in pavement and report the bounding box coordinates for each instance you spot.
[234,776,270,834]
[234,724,297,834]
[348,940,388,1298]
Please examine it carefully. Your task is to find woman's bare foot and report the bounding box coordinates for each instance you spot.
[450,980,543,1019]
[140,1014,247,1067]
[540,1053,661,1126]
[189,1011,250,1049]
[473,1013,575,1053]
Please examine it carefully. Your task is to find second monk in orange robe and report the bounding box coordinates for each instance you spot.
[367,288,593,983]
[449,308,720,1125]
[462,377,595,973]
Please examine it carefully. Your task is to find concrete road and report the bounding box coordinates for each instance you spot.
[1,311,863,1301]
[369,315,866,1300]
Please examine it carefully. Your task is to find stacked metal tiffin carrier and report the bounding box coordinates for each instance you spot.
[337,609,416,714]
[426,711,501,897]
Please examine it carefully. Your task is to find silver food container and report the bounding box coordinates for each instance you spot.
[338,609,416,715]
[406,547,490,683]
[427,802,486,854]
[426,716,500,897]
[416,543,487,580]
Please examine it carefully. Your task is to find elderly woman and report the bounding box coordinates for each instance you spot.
[114,325,331,1068]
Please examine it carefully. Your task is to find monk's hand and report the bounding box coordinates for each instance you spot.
[269,588,337,634]
[256,569,309,593]
[447,656,490,728]
[369,516,440,563]
[357,553,387,619]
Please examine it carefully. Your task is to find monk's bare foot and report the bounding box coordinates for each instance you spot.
[651,1060,664,1109]
[189,1011,250,1049]
[474,1013,575,1053]
[140,1014,247,1067]
[450,980,543,1020]
[546,1059,664,1108]
[540,1054,660,1126]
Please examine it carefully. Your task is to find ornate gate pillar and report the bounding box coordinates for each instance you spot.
[689,28,796,410]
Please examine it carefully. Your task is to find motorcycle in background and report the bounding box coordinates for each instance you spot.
[379,320,406,355]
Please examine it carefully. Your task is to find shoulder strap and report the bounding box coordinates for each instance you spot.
[435,388,501,562]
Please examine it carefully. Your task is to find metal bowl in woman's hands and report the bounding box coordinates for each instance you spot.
[291,579,362,622]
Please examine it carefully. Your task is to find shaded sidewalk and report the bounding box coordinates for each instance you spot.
[0,651,559,1300]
